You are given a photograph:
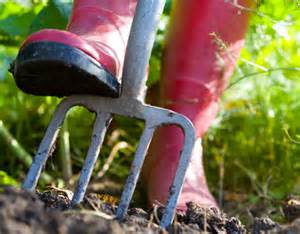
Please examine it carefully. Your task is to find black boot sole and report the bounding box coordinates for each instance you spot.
[10,41,120,97]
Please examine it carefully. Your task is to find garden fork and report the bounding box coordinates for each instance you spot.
[22,0,196,228]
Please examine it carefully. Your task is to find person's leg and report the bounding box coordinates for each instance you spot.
[11,0,137,97]
[142,0,252,209]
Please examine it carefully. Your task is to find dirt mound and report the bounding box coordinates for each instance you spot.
[0,187,123,234]
[1,186,299,233]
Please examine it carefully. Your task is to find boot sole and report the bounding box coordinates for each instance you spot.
[11,41,120,97]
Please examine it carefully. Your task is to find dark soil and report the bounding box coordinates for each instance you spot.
[1,187,300,233]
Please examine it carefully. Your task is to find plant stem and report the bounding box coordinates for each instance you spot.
[59,120,72,184]
[0,120,32,167]
[0,120,52,183]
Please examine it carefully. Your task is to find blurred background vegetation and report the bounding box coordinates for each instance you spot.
[0,0,300,221]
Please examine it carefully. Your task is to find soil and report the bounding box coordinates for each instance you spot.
[1,186,300,233]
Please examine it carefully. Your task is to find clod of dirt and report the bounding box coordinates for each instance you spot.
[184,202,246,233]
[37,190,71,210]
[280,218,300,233]
[252,217,281,234]
[168,222,202,234]
[283,196,300,222]
[126,207,149,225]
[83,193,117,216]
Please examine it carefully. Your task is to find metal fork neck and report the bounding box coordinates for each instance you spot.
[121,0,166,101]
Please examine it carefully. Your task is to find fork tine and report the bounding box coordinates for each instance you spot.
[116,125,155,220]
[22,101,71,190]
[160,115,196,228]
[71,112,112,206]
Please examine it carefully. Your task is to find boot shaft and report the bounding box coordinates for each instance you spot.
[162,0,252,136]
[71,0,137,16]
[67,0,137,77]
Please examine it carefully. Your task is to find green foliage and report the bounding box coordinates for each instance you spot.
[30,0,71,32]
[0,170,18,186]
[30,5,64,32]
[204,0,300,204]
[0,1,43,45]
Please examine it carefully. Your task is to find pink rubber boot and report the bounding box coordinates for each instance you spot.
[11,0,137,97]
[142,0,252,210]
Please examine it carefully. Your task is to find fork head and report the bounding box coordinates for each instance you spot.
[22,95,196,228]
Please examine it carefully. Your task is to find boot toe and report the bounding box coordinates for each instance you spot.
[12,41,120,97]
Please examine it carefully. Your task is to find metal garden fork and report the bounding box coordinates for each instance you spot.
[22,0,196,228]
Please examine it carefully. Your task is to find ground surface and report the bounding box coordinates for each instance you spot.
[1,187,300,233]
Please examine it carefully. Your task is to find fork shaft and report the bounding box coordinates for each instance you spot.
[121,0,166,101]
[71,112,112,205]
[116,126,155,220]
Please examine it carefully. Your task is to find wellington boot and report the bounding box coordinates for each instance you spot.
[142,0,252,209]
[11,0,137,97]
